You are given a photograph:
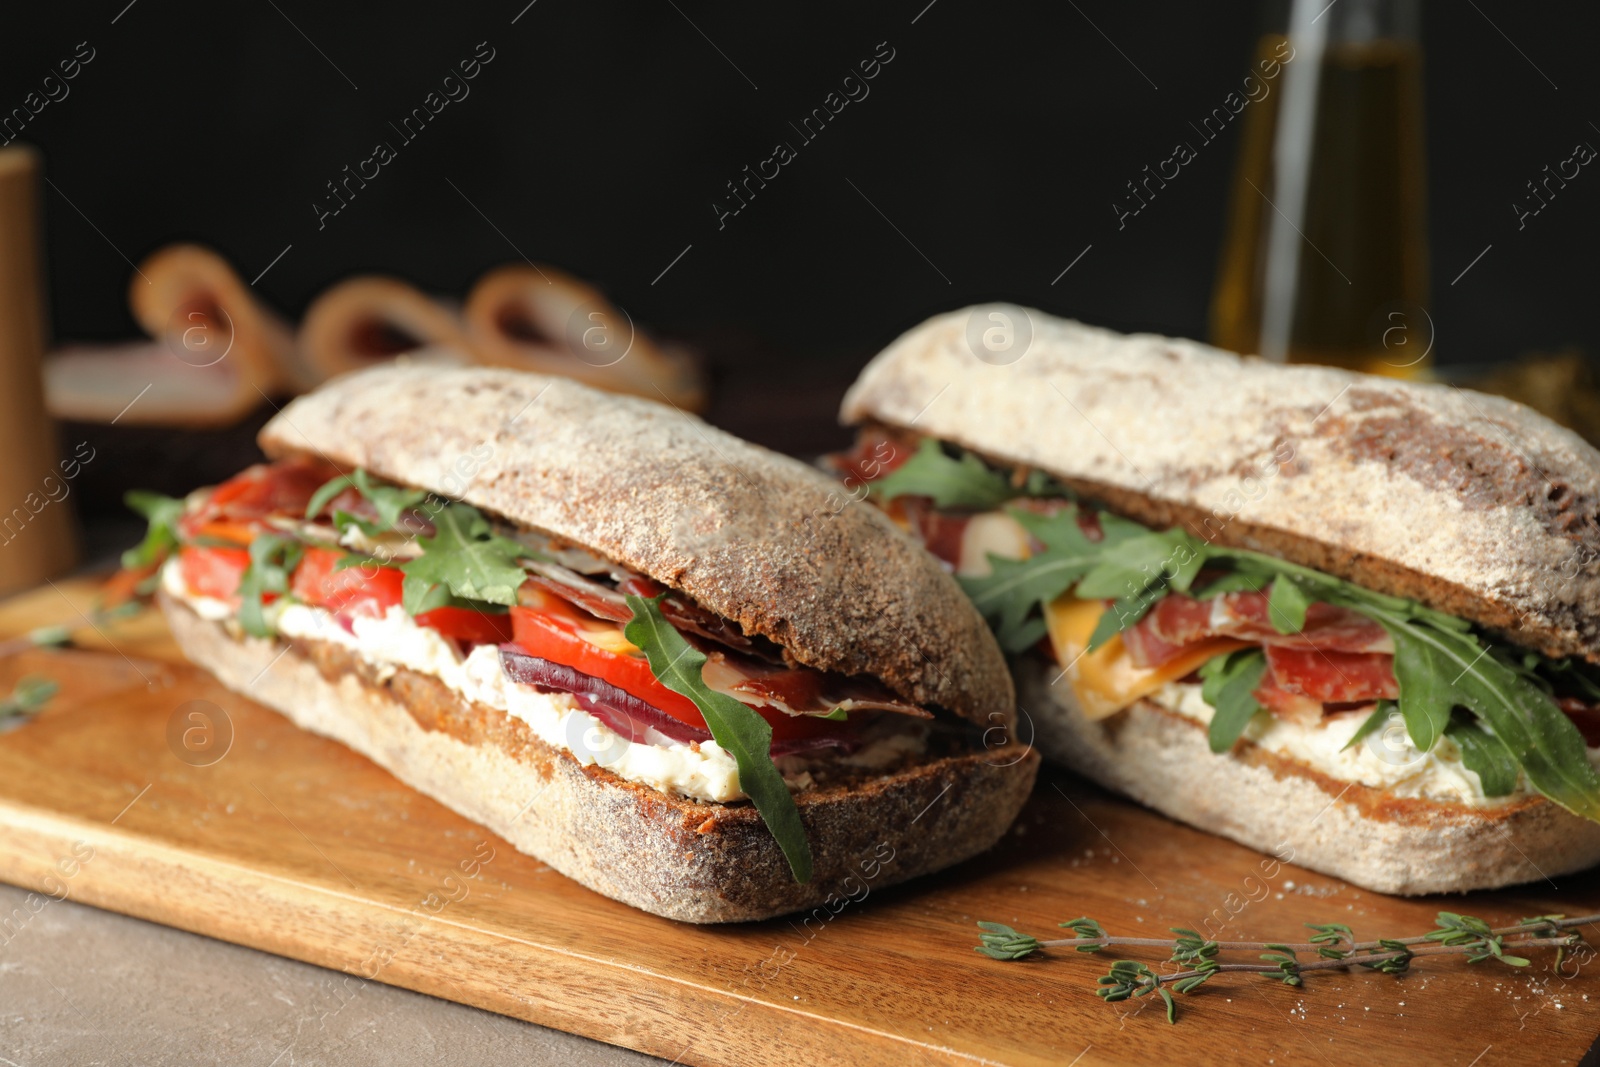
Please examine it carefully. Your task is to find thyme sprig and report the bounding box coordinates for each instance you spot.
[975,912,1596,1023]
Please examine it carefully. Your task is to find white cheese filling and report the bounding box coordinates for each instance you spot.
[161,561,916,803]
[1153,680,1544,807]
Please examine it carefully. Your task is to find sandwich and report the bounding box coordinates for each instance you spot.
[835,304,1600,895]
[128,363,1036,922]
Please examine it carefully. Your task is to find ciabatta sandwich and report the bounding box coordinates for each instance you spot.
[836,305,1600,895]
[130,362,1036,922]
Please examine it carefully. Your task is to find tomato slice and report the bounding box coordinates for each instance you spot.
[178,546,251,601]
[291,547,404,619]
[290,546,512,641]
[415,606,514,644]
[511,603,705,725]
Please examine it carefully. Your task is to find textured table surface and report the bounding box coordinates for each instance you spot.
[0,882,666,1067]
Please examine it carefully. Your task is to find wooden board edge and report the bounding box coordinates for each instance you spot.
[0,796,996,1067]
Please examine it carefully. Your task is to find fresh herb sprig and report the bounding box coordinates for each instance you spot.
[975,912,1595,1023]
[0,675,58,722]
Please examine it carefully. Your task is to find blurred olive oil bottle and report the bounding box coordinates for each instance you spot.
[1211,0,1429,376]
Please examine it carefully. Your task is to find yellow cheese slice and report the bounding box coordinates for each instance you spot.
[1044,596,1249,720]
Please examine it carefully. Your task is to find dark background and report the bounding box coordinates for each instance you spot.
[5,0,1599,529]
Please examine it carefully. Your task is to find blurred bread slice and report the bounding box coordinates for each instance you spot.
[463,263,706,410]
[299,275,469,381]
[45,243,293,427]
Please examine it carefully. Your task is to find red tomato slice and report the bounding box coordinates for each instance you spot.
[291,547,512,641]
[178,546,251,601]
[511,604,705,725]
[291,547,404,619]
[415,606,514,644]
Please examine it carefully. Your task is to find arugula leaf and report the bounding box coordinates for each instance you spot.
[237,534,305,638]
[961,510,1091,651]
[1446,717,1520,797]
[1342,700,1396,751]
[305,469,429,531]
[1332,597,1600,822]
[121,491,185,569]
[398,503,530,607]
[1074,520,1201,600]
[1526,654,1600,703]
[964,505,1202,654]
[403,575,454,615]
[1199,649,1267,753]
[397,574,507,615]
[869,438,1018,510]
[1267,576,1310,635]
[623,594,812,882]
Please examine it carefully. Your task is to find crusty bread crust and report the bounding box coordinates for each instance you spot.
[258,363,1012,727]
[160,593,1039,922]
[841,307,1600,663]
[1012,657,1600,894]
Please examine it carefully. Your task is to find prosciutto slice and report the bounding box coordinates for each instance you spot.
[1122,590,1402,722]
[1259,646,1399,704]
[1131,592,1392,665]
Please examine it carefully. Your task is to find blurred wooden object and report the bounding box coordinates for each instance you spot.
[45,243,295,427]
[465,263,706,410]
[0,146,78,595]
[1470,349,1600,448]
[298,276,470,380]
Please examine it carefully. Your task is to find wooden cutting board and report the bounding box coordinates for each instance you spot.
[2,579,1599,1066]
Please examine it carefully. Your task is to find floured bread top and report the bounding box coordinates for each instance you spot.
[260,360,1014,725]
[841,305,1600,663]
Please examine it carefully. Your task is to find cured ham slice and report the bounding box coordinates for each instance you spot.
[47,244,297,426]
[299,276,471,380]
[1210,593,1394,653]
[1128,591,1392,669]
[463,263,706,410]
[1260,646,1399,704]
[1250,669,1326,727]
[1126,591,1401,724]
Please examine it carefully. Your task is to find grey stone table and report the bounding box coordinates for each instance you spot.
[0,883,666,1067]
